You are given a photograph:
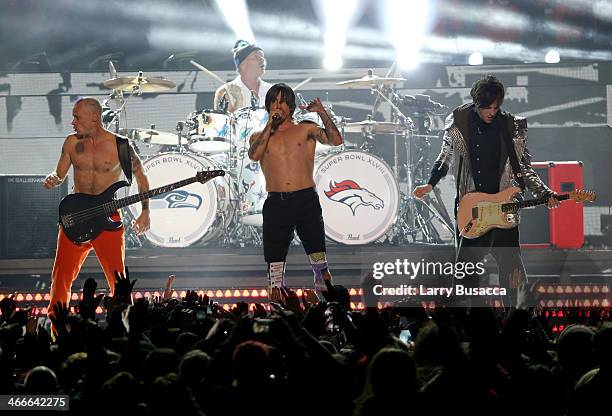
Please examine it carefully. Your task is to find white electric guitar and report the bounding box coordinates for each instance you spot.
[457,186,596,239]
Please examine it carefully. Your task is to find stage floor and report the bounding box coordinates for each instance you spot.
[1,245,611,293]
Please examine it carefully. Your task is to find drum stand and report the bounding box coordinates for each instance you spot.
[102,86,151,249]
[371,86,453,244]
[400,111,454,244]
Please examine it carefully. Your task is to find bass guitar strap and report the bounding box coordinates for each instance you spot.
[115,134,133,185]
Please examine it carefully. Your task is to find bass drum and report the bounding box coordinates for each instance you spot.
[314,150,399,245]
[128,152,231,247]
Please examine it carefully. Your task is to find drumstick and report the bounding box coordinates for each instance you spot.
[293,77,312,92]
[189,59,236,108]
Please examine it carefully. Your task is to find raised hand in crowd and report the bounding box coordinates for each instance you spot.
[113,267,137,306]
[323,279,351,311]
[6,305,32,327]
[301,289,319,311]
[252,303,267,318]
[232,301,249,317]
[162,274,176,302]
[25,310,39,336]
[50,302,70,338]
[204,317,234,344]
[279,287,303,317]
[269,287,282,304]
[199,292,211,308]
[0,294,16,323]
[183,290,200,307]
[516,279,541,311]
[77,278,105,321]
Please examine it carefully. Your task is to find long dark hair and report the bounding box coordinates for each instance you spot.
[470,75,505,108]
[265,83,296,114]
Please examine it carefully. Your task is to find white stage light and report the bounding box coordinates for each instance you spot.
[468,52,483,65]
[385,0,432,70]
[213,0,255,43]
[315,0,362,71]
[545,49,560,64]
[323,55,343,71]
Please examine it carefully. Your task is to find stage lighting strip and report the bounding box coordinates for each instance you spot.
[0,285,610,316]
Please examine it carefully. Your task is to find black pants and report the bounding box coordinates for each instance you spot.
[263,187,326,263]
[456,227,527,290]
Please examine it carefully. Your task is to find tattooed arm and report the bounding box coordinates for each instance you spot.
[44,135,73,189]
[129,144,151,234]
[129,145,150,210]
[248,114,278,161]
[304,98,343,146]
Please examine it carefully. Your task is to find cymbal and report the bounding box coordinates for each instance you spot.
[336,74,406,88]
[104,75,176,92]
[126,128,179,145]
[343,120,408,134]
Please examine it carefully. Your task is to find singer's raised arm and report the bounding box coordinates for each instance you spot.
[248,121,275,161]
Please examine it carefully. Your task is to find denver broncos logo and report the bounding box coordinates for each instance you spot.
[324,180,384,215]
[150,190,202,210]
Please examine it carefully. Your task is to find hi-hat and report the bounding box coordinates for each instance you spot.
[343,119,408,134]
[125,128,179,145]
[104,73,176,92]
[337,71,406,88]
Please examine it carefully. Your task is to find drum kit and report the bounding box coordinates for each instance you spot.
[101,65,453,249]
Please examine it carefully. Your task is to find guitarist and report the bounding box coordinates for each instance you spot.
[43,97,150,318]
[413,75,559,304]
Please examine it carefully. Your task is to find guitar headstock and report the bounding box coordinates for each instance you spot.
[569,189,596,203]
[196,169,226,183]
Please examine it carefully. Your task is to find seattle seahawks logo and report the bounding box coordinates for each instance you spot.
[324,180,384,215]
[150,190,202,210]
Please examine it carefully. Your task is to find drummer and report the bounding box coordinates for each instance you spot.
[214,40,272,113]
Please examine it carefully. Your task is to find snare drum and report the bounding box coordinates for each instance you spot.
[314,150,399,244]
[187,109,233,154]
[128,152,231,247]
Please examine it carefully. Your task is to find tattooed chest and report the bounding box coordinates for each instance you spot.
[72,142,120,173]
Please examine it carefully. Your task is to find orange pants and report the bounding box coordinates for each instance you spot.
[48,213,125,317]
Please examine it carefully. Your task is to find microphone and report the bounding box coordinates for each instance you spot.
[272,113,281,123]
[250,90,258,108]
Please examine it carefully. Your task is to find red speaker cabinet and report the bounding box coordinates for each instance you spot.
[521,161,584,249]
